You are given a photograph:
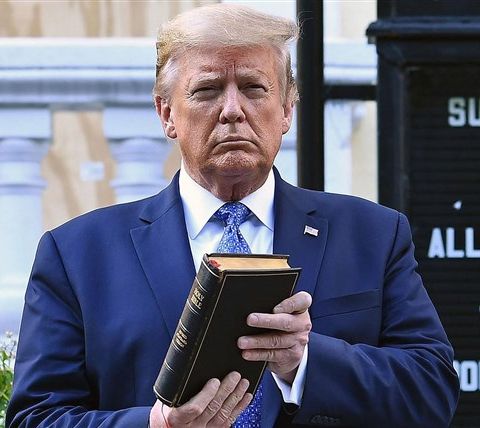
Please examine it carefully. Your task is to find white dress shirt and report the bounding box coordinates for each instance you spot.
[179,166,307,406]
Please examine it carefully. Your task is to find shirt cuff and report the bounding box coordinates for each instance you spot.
[271,344,308,406]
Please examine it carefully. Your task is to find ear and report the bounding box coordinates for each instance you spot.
[155,95,177,139]
[281,100,294,135]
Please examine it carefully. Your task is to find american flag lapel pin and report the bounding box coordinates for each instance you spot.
[304,225,319,237]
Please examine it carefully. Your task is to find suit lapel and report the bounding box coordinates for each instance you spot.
[130,174,196,338]
[273,174,328,298]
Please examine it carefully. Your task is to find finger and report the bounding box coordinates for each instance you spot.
[208,378,250,426]
[241,348,292,362]
[242,347,305,374]
[149,400,167,428]
[168,378,220,425]
[228,392,254,426]
[247,313,297,332]
[196,372,241,423]
[273,291,312,314]
[238,332,295,350]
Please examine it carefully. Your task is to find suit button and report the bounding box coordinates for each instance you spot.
[310,414,341,425]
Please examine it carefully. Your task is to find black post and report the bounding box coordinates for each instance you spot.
[296,0,324,190]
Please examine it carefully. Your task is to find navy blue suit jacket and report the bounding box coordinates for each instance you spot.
[7,171,459,427]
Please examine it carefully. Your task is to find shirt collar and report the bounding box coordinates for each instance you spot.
[179,165,275,240]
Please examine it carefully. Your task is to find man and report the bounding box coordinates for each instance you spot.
[7,4,458,428]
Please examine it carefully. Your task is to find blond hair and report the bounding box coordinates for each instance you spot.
[154,4,299,104]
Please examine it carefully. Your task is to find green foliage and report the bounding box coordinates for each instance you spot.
[0,333,16,428]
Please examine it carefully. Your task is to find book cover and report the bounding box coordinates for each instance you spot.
[153,253,301,407]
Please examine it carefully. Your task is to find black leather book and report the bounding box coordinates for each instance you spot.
[153,253,301,407]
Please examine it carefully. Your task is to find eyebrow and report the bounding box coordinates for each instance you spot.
[190,73,223,82]
[186,67,271,90]
[192,69,269,81]
[236,69,270,81]
[186,74,223,92]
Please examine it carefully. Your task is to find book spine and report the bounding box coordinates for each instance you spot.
[153,259,220,407]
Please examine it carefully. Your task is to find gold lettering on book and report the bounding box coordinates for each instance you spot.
[190,286,205,310]
[175,328,188,349]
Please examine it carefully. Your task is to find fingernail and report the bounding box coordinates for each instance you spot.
[240,378,250,389]
[273,305,283,313]
[238,337,248,349]
[209,378,221,388]
[247,314,258,326]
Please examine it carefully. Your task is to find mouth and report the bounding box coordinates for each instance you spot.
[216,136,253,145]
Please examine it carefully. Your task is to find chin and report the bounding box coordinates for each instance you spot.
[216,156,263,177]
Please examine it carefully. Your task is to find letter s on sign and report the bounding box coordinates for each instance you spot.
[448,97,466,127]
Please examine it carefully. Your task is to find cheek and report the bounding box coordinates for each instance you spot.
[252,108,285,148]
[251,100,284,128]
[177,130,212,166]
[175,115,210,147]
[179,138,204,159]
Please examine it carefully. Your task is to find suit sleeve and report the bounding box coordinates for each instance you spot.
[6,232,151,428]
[293,213,459,427]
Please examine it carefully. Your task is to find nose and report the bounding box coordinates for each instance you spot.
[219,85,246,124]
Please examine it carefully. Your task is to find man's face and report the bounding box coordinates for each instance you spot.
[157,45,293,199]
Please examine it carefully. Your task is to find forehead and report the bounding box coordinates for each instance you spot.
[178,45,279,80]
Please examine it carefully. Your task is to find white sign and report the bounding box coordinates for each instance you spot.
[454,360,480,392]
[448,97,480,127]
[428,227,480,258]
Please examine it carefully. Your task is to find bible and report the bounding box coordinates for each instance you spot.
[153,253,301,407]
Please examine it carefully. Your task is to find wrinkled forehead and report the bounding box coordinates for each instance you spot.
[177,45,280,80]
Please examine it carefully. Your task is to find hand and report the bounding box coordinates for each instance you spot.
[149,372,252,427]
[237,291,312,384]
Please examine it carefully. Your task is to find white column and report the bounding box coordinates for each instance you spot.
[324,101,365,195]
[274,107,298,186]
[110,138,170,203]
[104,107,171,203]
[0,108,49,333]
[0,116,49,333]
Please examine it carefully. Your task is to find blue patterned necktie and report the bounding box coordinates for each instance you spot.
[214,202,252,254]
[214,202,263,427]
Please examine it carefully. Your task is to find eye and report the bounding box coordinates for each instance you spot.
[242,84,267,98]
[191,86,219,100]
[194,86,215,93]
[244,84,265,91]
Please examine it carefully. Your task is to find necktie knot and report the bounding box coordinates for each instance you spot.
[214,202,251,227]
[214,202,251,255]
